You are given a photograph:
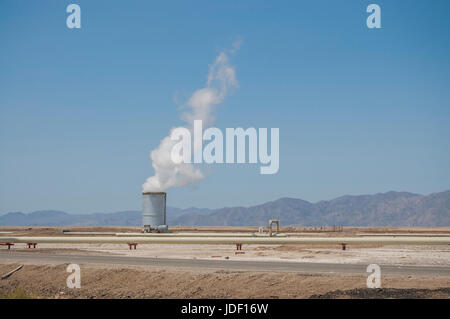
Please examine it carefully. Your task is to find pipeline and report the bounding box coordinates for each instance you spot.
[114,232,288,238]
[1,236,450,245]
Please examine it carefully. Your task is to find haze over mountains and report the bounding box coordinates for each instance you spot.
[1,191,449,227]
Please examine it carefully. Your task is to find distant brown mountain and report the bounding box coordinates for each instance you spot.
[1,191,449,227]
[0,207,210,227]
[170,191,450,226]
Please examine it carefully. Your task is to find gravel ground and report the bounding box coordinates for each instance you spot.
[0,263,449,299]
[1,226,449,298]
[9,243,448,267]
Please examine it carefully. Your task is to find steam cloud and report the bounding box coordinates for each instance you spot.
[142,44,239,192]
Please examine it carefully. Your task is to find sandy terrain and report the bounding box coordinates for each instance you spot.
[5,243,449,268]
[0,263,449,299]
[1,226,449,298]
[2,225,450,236]
[2,226,449,266]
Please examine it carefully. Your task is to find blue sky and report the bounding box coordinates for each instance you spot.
[1,0,449,214]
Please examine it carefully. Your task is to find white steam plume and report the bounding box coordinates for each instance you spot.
[142,44,239,192]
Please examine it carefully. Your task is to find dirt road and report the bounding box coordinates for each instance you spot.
[2,251,450,276]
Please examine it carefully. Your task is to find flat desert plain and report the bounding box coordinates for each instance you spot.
[0,226,449,298]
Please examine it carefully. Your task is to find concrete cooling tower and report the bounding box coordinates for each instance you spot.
[142,192,168,233]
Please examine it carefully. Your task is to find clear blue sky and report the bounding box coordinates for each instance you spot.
[1,0,449,214]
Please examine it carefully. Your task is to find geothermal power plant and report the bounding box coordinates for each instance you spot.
[0,192,449,248]
[1,191,450,299]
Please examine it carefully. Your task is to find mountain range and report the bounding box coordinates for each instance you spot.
[0,191,449,227]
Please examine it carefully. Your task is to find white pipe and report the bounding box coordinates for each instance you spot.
[1,265,23,279]
[1,236,449,245]
[114,232,287,237]
[63,232,118,235]
[358,233,450,237]
[62,232,287,237]
[54,231,450,238]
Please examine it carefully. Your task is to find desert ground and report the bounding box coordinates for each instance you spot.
[0,226,449,298]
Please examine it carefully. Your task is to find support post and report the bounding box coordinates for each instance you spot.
[1,243,14,250]
[268,220,280,237]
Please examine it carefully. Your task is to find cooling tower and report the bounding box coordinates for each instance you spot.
[142,192,166,231]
